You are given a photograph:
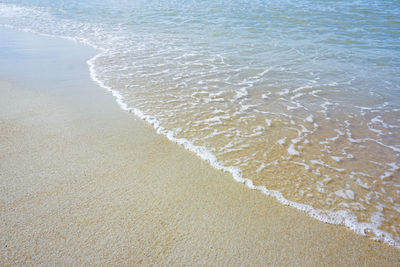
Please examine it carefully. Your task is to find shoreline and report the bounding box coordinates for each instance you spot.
[0,27,399,265]
[3,22,399,248]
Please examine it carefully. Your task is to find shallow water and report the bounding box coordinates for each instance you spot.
[1,0,399,246]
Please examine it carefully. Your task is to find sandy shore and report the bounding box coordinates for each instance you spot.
[0,27,399,265]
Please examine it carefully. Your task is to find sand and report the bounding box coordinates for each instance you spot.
[0,27,399,266]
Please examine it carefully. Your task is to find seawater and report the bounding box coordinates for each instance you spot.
[1,0,399,247]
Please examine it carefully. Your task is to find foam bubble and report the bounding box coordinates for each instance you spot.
[335,189,355,200]
[288,144,300,155]
[277,137,286,145]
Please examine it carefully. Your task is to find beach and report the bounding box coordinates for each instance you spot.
[0,27,399,265]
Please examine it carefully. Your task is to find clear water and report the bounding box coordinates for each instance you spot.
[1,0,400,247]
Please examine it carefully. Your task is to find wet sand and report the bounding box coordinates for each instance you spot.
[0,27,399,265]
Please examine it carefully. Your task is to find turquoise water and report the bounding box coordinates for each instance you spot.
[1,0,400,247]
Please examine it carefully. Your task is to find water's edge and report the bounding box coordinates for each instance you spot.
[3,25,399,248]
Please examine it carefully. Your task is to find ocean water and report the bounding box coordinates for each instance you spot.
[1,0,399,247]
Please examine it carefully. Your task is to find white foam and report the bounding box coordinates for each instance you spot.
[310,90,322,97]
[370,211,385,228]
[335,189,355,200]
[256,162,267,173]
[234,87,248,99]
[277,88,289,95]
[277,137,287,145]
[311,159,345,172]
[317,182,327,193]
[291,93,304,100]
[261,93,270,99]
[305,114,313,123]
[356,178,370,189]
[388,162,400,171]
[291,137,301,144]
[331,156,343,162]
[322,176,332,183]
[288,144,300,155]
[380,172,393,180]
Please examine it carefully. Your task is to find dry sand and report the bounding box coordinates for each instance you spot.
[0,27,399,266]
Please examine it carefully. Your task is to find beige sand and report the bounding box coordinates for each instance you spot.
[0,28,399,266]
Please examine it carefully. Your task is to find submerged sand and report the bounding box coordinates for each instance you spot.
[0,28,399,265]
